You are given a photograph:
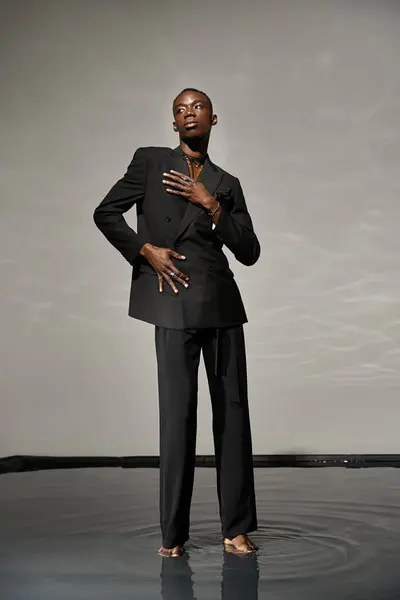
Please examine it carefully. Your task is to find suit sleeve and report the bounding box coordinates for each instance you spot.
[213,178,261,266]
[93,147,148,265]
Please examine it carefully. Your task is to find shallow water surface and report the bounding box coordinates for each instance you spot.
[0,467,399,599]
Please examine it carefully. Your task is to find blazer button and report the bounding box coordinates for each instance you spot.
[165,215,171,222]
[209,266,214,272]
[175,241,181,248]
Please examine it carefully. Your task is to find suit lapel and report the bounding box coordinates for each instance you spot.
[167,146,191,181]
[171,147,223,242]
[163,148,191,217]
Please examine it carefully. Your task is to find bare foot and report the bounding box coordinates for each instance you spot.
[223,534,258,553]
[158,544,184,557]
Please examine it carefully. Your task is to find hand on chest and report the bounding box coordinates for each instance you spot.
[142,153,224,241]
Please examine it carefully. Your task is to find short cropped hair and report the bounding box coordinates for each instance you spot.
[172,88,213,114]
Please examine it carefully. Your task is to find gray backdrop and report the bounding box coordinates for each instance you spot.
[1,0,399,457]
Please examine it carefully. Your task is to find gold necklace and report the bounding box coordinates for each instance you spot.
[183,154,204,180]
[183,152,205,169]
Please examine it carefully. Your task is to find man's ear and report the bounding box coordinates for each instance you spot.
[212,114,218,126]
[173,121,178,131]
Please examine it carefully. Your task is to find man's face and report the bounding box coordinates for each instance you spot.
[173,91,216,140]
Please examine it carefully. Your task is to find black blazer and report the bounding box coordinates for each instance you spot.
[93,145,260,329]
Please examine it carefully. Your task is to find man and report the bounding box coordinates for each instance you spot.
[93,88,260,557]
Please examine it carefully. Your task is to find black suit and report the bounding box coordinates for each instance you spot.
[94,145,259,547]
[93,145,260,328]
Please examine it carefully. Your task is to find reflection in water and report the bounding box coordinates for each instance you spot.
[160,552,197,600]
[221,549,259,600]
[160,548,259,600]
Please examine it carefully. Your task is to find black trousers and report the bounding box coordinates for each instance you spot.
[154,325,258,548]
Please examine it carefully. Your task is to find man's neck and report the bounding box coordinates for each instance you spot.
[180,138,209,163]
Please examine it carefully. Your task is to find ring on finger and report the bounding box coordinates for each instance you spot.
[169,271,175,278]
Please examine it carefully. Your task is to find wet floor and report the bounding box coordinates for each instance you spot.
[0,467,399,599]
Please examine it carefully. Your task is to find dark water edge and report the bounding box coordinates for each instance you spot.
[1,453,400,474]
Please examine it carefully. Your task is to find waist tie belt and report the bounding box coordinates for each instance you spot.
[183,328,241,403]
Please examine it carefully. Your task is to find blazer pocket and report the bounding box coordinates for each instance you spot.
[139,264,180,297]
[209,265,234,280]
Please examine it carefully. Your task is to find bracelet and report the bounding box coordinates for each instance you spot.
[209,202,221,217]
